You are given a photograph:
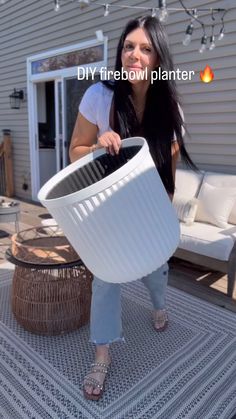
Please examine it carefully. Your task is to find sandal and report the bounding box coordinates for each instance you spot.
[153,309,169,332]
[83,361,110,401]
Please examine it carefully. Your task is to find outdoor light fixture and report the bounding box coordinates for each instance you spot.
[218,27,225,40]
[199,35,207,53]
[104,4,109,17]
[209,35,216,50]
[9,89,24,110]
[158,0,168,22]
[151,8,157,17]
[54,0,60,12]
[183,23,194,46]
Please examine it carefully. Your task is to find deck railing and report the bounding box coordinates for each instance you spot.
[0,130,14,197]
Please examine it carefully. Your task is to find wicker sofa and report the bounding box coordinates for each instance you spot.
[173,168,236,297]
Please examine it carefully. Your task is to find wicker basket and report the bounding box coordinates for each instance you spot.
[11,225,79,265]
[12,263,93,335]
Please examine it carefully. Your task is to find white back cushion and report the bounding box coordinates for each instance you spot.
[195,182,236,228]
[202,172,236,225]
[175,169,204,199]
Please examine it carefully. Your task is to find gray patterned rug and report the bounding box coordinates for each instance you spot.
[0,267,236,419]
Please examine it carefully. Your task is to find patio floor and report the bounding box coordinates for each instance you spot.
[0,197,236,418]
[0,197,235,312]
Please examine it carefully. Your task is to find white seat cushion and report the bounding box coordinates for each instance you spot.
[179,222,236,261]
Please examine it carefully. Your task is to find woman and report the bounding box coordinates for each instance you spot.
[69,15,197,401]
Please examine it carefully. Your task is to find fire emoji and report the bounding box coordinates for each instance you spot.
[200,65,214,83]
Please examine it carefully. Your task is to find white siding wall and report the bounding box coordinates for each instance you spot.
[166,0,236,173]
[0,0,235,199]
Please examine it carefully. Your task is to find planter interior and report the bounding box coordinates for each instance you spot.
[46,145,141,200]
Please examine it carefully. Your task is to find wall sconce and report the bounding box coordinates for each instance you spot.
[9,89,24,109]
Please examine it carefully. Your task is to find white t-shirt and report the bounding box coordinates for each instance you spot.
[79,82,113,137]
[79,81,184,140]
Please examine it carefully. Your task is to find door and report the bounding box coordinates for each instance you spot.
[63,75,100,164]
[37,81,57,189]
[55,79,67,171]
[35,75,100,192]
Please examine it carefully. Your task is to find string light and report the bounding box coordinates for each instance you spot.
[0,0,229,55]
[218,27,225,41]
[48,1,229,54]
[54,0,60,12]
[104,4,109,17]
[192,9,198,19]
[158,0,168,22]
[199,35,207,53]
[209,34,216,51]
[218,9,226,41]
[209,12,216,51]
[182,22,193,46]
[151,8,157,18]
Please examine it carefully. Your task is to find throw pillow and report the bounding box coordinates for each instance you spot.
[173,195,198,226]
[195,182,236,228]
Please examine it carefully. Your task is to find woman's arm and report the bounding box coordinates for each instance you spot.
[69,112,122,163]
[69,113,98,163]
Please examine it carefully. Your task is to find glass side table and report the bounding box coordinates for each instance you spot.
[6,249,93,335]
[6,225,93,335]
[0,202,20,233]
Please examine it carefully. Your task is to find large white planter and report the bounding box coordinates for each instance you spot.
[38,137,180,283]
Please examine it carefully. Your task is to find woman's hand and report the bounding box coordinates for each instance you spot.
[97,131,122,156]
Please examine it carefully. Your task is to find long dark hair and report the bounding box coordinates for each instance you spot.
[103,15,197,194]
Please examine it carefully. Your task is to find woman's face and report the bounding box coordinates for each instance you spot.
[121,27,159,85]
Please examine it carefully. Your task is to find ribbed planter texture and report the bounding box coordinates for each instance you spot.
[38,137,180,283]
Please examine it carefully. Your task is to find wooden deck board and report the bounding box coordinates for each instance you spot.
[169,258,236,312]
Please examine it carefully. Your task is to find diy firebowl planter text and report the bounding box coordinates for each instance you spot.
[38,137,180,283]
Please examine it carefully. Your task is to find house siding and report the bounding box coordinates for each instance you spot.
[167,0,236,174]
[0,0,235,200]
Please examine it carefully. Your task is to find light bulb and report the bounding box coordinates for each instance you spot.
[218,27,225,41]
[151,8,157,18]
[183,34,192,46]
[158,0,168,22]
[159,8,168,22]
[54,0,60,12]
[104,4,109,17]
[209,36,216,51]
[199,36,207,53]
[192,9,198,19]
[182,23,193,46]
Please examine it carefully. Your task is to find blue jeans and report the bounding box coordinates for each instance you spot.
[90,262,169,345]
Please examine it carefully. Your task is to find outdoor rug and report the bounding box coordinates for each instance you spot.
[0,266,236,419]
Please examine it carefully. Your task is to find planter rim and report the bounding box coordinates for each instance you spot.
[38,137,148,208]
